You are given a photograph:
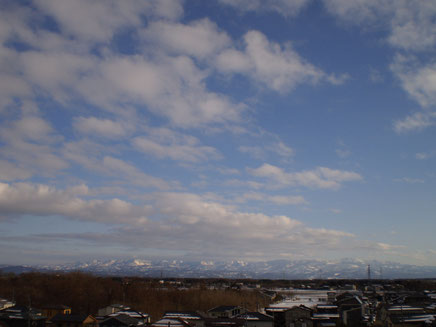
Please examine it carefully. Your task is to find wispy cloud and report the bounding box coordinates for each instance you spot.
[394,177,425,184]
[133,128,221,163]
[249,163,362,190]
[416,151,435,160]
[323,0,436,51]
[0,182,357,259]
[240,192,308,205]
[393,111,436,133]
[218,0,311,17]
[216,30,344,93]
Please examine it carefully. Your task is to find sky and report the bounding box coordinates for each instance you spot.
[1,0,436,266]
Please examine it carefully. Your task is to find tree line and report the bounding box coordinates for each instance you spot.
[0,272,271,321]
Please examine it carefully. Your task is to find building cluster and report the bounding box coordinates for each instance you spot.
[3,281,436,327]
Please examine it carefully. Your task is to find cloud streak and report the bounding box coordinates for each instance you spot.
[0,182,363,260]
[249,163,362,189]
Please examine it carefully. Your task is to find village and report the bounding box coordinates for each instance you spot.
[2,275,436,327]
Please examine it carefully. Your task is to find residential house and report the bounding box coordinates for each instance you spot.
[284,306,313,327]
[204,318,245,327]
[207,306,245,319]
[235,312,273,327]
[50,314,97,327]
[106,309,150,324]
[0,300,15,311]
[312,305,339,327]
[380,305,435,326]
[100,314,142,327]
[335,294,365,325]
[152,318,192,327]
[97,305,129,317]
[163,312,205,327]
[264,307,287,327]
[42,306,71,321]
[0,305,46,327]
[341,307,363,326]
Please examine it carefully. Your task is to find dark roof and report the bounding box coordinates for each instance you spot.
[236,312,272,322]
[164,312,205,320]
[0,305,44,320]
[204,318,245,327]
[2,306,32,313]
[336,296,362,307]
[42,305,71,310]
[109,305,127,309]
[50,314,90,323]
[287,305,312,313]
[101,314,140,327]
[108,309,149,320]
[208,306,240,313]
[152,318,192,327]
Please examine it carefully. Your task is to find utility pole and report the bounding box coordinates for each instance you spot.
[28,295,31,327]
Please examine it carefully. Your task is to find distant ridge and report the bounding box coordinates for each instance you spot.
[2,258,436,279]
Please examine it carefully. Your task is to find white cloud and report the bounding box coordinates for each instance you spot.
[0,2,242,130]
[142,19,231,60]
[118,191,354,258]
[0,160,32,181]
[61,140,172,190]
[325,2,436,134]
[0,45,32,109]
[238,146,266,159]
[394,177,425,184]
[0,182,150,224]
[387,2,436,51]
[242,192,307,205]
[152,0,184,20]
[375,242,405,251]
[416,152,434,160]
[217,168,240,175]
[249,163,362,189]
[224,179,263,190]
[393,111,436,133]
[0,182,403,260]
[391,55,436,108]
[272,141,295,157]
[216,30,327,92]
[20,50,94,102]
[324,0,436,51]
[239,140,294,160]
[12,115,58,143]
[75,55,243,128]
[336,148,351,158]
[34,0,183,43]
[102,156,173,190]
[73,117,129,138]
[369,68,384,83]
[133,128,221,163]
[416,153,429,160]
[218,0,311,17]
[0,113,67,178]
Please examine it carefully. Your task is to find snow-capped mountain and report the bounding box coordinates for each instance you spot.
[3,258,436,279]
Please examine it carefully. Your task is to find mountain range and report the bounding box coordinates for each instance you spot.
[2,258,436,279]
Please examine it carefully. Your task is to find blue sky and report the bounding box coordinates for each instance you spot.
[1,0,436,266]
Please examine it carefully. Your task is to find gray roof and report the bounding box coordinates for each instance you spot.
[50,314,91,323]
[208,306,240,313]
[236,312,272,321]
[102,314,141,327]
